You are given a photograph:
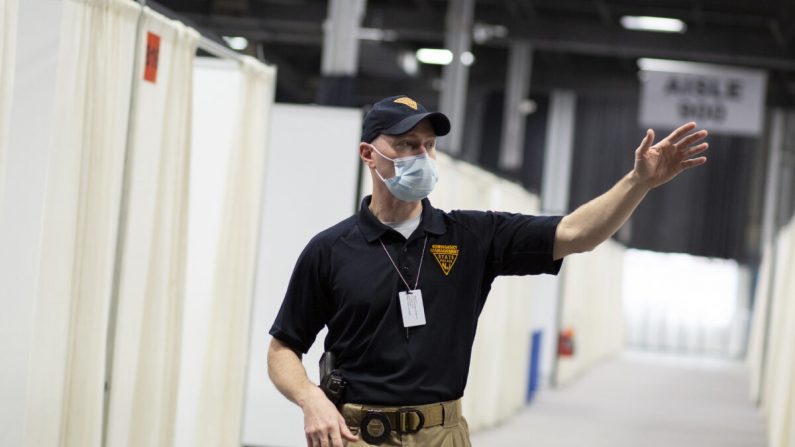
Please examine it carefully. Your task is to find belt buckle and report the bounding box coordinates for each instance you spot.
[397,407,425,434]
[360,410,390,445]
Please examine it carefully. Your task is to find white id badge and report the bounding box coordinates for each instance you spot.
[398,290,427,328]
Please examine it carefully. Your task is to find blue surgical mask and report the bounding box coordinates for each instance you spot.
[370,144,439,202]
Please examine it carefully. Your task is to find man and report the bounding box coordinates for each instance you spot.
[268,95,708,447]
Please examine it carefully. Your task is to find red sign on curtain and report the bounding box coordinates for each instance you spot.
[144,32,160,83]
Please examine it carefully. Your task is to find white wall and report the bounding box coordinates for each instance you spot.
[241,104,362,447]
[0,1,63,445]
[623,249,744,357]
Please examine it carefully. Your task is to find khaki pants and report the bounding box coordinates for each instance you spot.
[341,400,472,447]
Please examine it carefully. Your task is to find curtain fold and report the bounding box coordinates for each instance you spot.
[749,216,795,447]
[105,7,198,447]
[24,0,140,445]
[0,0,18,211]
[192,56,276,447]
[555,239,625,385]
[748,241,773,402]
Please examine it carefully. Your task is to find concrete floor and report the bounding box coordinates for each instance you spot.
[471,351,767,447]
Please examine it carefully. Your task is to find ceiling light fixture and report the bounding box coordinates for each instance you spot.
[460,51,475,66]
[416,48,454,65]
[222,36,249,51]
[637,58,735,75]
[399,51,419,76]
[358,27,398,42]
[473,22,509,44]
[620,16,686,33]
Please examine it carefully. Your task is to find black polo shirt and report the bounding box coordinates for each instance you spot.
[270,196,563,406]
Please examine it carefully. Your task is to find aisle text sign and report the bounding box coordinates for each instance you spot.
[639,61,767,136]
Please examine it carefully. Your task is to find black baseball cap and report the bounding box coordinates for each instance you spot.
[361,95,451,143]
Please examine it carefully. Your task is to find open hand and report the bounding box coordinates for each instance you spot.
[633,122,709,189]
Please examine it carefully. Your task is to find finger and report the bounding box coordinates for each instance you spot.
[319,433,330,447]
[329,429,344,447]
[340,418,359,442]
[638,129,654,155]
[681,156,707,170]
[664,122,697,143]
[683,142,709,159]
[676,129,708,149]
[306,433,314,447]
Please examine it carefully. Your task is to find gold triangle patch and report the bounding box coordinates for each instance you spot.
[430,244,459,276]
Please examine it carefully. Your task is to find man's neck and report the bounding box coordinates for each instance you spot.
[369,190,422,223]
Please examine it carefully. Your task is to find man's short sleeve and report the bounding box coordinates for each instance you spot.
[490,212,564,276]
[269,237,332,353]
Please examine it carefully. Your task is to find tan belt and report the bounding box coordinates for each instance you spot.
[341,399,460,434]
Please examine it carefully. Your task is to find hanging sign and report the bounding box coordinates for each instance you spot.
[639,59,767,136]
[144,32,161,83]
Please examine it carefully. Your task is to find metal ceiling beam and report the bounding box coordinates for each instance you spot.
[499,41,533,171]
[211,0,248,15]
[181,13,323,45]
[509,20,795,71]
[184,4,795,72]
[371,7,795,71]
[317,0,367,105]
[503,0,781,29]
[439,0,475,155]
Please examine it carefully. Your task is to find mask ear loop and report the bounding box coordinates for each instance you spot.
[369,143,395,162]
[369,143,394,183]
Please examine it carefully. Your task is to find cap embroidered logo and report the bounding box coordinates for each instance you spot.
[431,244,459,276]
[393,97,419,110]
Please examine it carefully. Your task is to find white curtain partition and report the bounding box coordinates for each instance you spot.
[748,216,795,447]
[429,155,542,431]
[104,7,198,447]
[23,1,140,445]
[555,239,625,385]
[748,240,775,403]
[0,0,18,209]
[192,57,276,447]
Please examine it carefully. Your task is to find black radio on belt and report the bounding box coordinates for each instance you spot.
[319,351,346,405]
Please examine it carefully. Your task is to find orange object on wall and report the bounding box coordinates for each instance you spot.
[144,32,160,83]
[558,327,575,357]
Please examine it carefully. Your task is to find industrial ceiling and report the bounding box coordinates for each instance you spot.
[156,0,795,106]
[153,0,795,263]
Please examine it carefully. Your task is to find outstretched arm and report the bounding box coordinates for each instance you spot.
[553,122,708,260]
[267,338,358,447]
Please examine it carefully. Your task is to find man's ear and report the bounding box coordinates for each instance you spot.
[360,142,376,169]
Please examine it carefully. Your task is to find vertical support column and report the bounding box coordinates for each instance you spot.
[541,90,576,214]
[778,111,795,226]
[498,41,533,171]
[540,90,577,387]
[438,0,474,155]
[317,0,366,106]
[760,109,785,251]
